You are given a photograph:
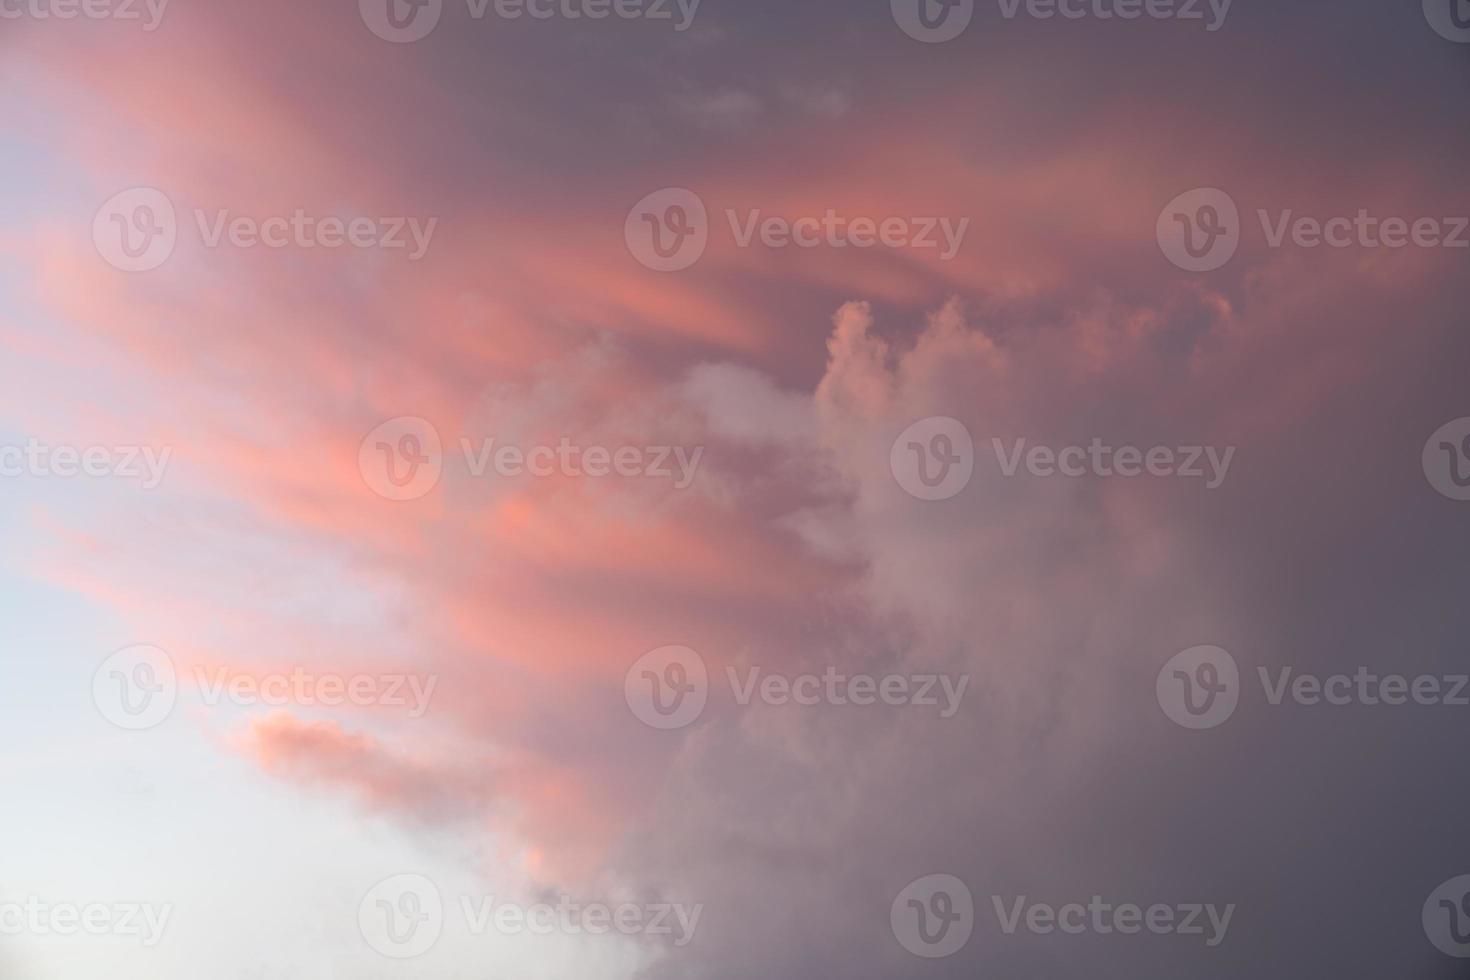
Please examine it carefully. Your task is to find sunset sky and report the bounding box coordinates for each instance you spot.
[2,1,1470,977]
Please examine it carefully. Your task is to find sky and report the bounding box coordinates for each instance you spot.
[2,0,1470,977]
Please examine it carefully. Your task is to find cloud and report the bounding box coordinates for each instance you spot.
[6,2,1469,975]
[242,712,497,824]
